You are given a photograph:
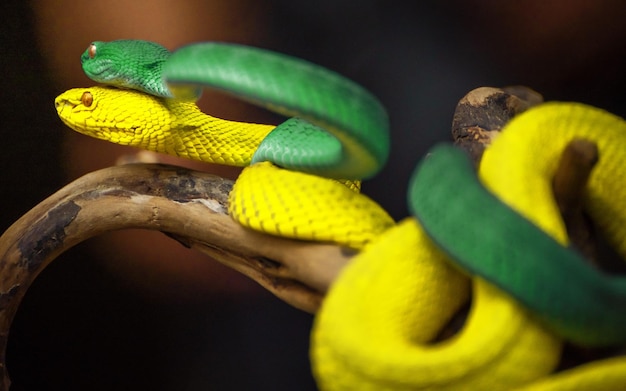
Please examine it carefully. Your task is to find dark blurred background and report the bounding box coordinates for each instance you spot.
[1,0,626,389]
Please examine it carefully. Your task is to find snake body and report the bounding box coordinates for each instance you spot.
[312,218,561,390]
[54,39,626,389]
[412,131,626,347]
[59,40,395,248]
[82,40,389,179]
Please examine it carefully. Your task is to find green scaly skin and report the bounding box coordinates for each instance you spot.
[82,40,177,98]
[81,40,390,180]
[410,143,626,347]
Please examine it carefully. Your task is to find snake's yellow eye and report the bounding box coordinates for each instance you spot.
[88,43,97,59]
[81,91,93,107]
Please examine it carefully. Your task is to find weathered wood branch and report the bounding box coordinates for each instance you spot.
[452,86,543,164]
[0,164,353,389]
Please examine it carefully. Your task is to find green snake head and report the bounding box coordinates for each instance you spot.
[81,40,174,98]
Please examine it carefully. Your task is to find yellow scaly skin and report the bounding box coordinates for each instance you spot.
[55,85,625,389]
[313,102,626,390]
[312,219,562,390]
[54,86,394,248]
[56,86,274,166]
[480,102,626,258]
[512,357,626,391]
[484,103,626,390]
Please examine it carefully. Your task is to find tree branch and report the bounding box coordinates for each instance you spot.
[0,163,352,389]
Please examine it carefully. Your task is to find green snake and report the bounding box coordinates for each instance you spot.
[54,39,626,389]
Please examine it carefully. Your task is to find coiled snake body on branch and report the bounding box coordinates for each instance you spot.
[55,39,626,390]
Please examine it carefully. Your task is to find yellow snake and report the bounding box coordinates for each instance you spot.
[314,103,626,390]
[54,40,626,389]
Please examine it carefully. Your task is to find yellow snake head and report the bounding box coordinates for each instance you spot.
[55,86,190,153]
[55,86,273,164]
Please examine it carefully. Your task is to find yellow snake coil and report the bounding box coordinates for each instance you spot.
[55,85,626,389]
[313,103,626,390]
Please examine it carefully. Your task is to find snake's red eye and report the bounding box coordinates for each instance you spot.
[88,43,97,59]
[81,91,93,107]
